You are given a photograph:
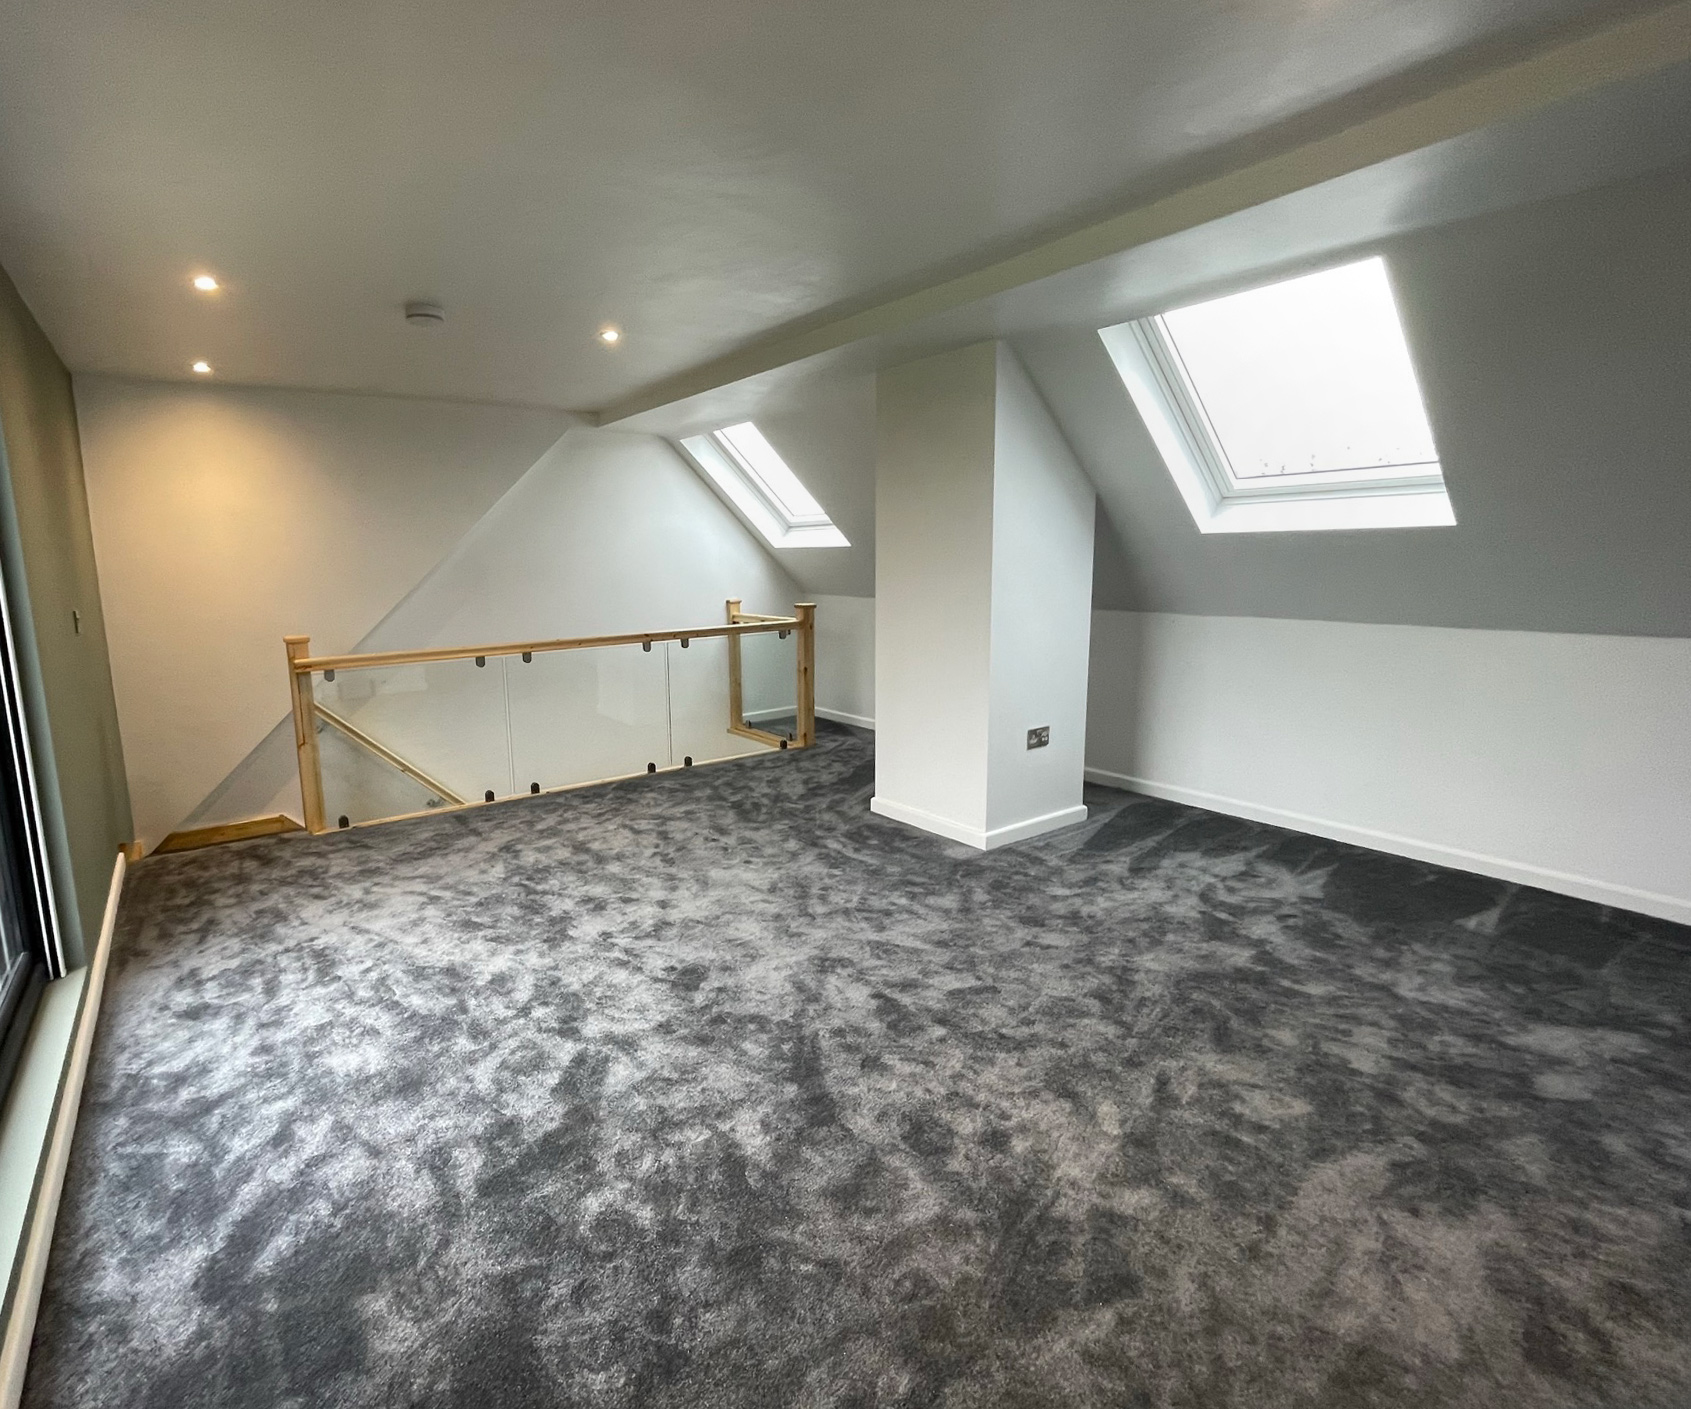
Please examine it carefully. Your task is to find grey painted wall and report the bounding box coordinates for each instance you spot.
[0,264,131,966]
[1019,157,1691,635]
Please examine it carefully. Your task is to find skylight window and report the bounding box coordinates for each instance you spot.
[681,422,849,548]
[1099,257,1455,533]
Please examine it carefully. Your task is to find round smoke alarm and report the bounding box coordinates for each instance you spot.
[404,300,445,327]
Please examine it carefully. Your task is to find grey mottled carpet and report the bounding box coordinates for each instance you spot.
[24,724,1691,1408]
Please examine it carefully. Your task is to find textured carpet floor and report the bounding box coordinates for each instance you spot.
[24,724,1691,1408]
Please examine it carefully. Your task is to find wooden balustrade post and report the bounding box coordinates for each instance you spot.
[285,635,327,834]
[794,603,816,747]
[725,599,745,731]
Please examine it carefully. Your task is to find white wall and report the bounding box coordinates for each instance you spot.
[811,594,874,728]
[985,347,1094,836]
[873,343,998,838]
[872,343,1093,848]
[745,372,877,598]
[76,376,573,847]
[1086,610,1691,924]
[316,426,799,798]
[357,427,797,650]
[77,376,798,847]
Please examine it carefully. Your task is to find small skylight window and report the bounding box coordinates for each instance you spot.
[681,422,849,548]
[1099,257,1455,533]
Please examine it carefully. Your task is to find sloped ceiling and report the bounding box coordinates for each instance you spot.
[0,0,1676,411]
[645,151,1691,636]
[6,0,1690,636]
[1020,158,1691,636]
[622,57,1691,637]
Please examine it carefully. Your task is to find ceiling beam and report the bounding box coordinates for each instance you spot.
[595,1,1691,425]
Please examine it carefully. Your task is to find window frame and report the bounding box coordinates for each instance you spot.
[0,553,64,1102]
[1099,257,1456,535]
[680,425,850,549]
[714,423,832,529]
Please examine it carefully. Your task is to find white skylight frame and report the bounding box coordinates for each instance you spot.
[680,422,850,549]
[1099,257,1456,534]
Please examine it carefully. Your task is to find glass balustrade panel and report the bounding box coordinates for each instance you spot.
[736,627,799,740]
[667,634,777,765]
[312,658,512,816]
[315,720,452,828]
[506,643,672,793]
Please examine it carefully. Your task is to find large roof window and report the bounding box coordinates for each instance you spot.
[1100,257,1454,533]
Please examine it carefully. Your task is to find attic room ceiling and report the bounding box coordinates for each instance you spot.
[0,0,1682,415]
[620,49,1691,442]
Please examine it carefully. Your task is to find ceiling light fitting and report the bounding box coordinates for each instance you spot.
[404,301,446,328]
[192,274,219,292]
[191,360,213,375]
[598,325,621,345]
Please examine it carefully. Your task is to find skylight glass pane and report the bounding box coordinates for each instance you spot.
[1159,258,1438,481]
[680,428,849,548]
[717,422,828,522]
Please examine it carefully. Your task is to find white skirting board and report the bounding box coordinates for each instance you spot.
[1086,768,1691,926]
[870,796,1088,850]
[0,850,127,1409]
[744,706,877,732]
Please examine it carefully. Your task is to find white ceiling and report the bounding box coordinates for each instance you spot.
[622,56,1691,440]
[619,66,1691,633]
[0,0,1663,412]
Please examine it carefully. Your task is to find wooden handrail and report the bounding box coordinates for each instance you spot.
[315,704,468,806]
[285,601,816,836]
[290,617,800,674]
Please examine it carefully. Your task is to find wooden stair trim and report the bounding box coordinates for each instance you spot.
[152,815,304,856]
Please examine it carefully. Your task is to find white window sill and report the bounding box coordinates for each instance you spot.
[1199,487,1456,534]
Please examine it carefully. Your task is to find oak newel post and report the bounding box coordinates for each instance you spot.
[725,598,745,731]
[285,635,327,835]
[795,602,816,748]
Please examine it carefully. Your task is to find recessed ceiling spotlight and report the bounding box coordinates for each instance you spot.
[192,274,220,292]
[191,360,213,374]
[598,325,621,345]
[405,300,446,328]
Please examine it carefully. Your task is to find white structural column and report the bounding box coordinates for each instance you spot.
[872,341,1095,848]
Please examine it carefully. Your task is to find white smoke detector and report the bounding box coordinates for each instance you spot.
[404,300,445,328]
